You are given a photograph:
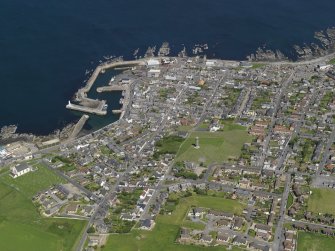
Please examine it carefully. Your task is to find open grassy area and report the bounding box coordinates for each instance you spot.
[252,63,266,69]
[286,193,294,210]
[176,124,253,165]
[328,58,335,65]
[297,231,335,251]
[154,135,185,159]
[103,195,244,251]
[0,163,65,197]
[0,163,86,251]
[307,188,335,215]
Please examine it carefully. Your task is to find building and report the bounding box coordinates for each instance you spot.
[139,219,155,230]
[206,60,216,67]
[233,236,248,246]
[200,234,212,243]
[10,163,33,178]
[66,204,79,214]
[147,59,160,67]
[216,232,232,243]
[180,228,191,240]
[147,69,161,78]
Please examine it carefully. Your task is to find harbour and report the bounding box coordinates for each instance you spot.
[66,60,144,117]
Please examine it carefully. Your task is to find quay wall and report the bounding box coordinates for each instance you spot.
[68,114,89,140]
[66,103,107,115]
[79,60,144,97]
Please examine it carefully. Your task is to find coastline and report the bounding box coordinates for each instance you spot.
[1,48,335,149]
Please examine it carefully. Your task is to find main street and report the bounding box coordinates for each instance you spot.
[258,71,295,169]
[272,174,291,251]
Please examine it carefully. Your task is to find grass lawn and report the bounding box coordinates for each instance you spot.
[176,127,253,165]
[102,195,244,251]
[329,58,335,65]
[252,63,266,69]
[0,162,65,197]
[297,231,335,251]
[286,193,294,210]
[181,220,205,230]
[307,188,335,214]
[154,136,185,158]
[178,125,193,132]
[0,163,86,251]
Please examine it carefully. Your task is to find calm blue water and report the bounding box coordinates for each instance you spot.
[1,0,335,135]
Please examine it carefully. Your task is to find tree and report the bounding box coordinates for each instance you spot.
[87,226,95,233]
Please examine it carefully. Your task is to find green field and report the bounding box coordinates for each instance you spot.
[154,135,185,159]
[0,163,86,251]
[297,231,335,251]
[286,193,294,210]
[252,63,266,69]
[176,125,253,165]
[102,195,244,251]
[329,58,335,65]
[0,163,65,197]
[307,188,335,215]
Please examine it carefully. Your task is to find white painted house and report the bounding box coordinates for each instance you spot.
[10,163,33,178]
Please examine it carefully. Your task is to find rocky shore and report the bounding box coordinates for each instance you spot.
[248,27,335,62]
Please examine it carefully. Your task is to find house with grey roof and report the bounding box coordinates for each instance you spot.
[10,163,33,178]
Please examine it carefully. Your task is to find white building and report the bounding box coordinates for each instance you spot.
[164,75,177,81]
[147,59,160,67]
[147,69,161,78]
[319,63,333,71]
[206,60,216,67]
[10,163,33,178]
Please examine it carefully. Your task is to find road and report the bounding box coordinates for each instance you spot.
[196,77,222,126]
[276,88,320,175]
[285,218,335,230]
[316,125,335,176]
[263,51,335,66]
[75,160,134,251]
[272,174,291,251]
[236,88,251,118]
[43,160,99,201]
[258,71,295,169]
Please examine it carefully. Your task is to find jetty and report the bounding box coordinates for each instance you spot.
[66,59,144,115]
[68,114,89,140]
[66,101,107,115]
[96,84,131,119]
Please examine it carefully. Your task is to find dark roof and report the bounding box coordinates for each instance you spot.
[255,223,271,232]
[249,242,270,251]
[234,236,247,244]
[201,234,212,242]
[217,219,231,226]
[57,184,70,195]
[140,219,151,228]
[15,163,30,172]
[217,233,230,241]
[233,217,244,228]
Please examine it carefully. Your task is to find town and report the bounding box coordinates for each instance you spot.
[2,52,335,251]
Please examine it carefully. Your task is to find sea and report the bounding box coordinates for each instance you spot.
[1,0,335,135]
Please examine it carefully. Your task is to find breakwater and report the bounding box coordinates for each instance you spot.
[66,60,144,115]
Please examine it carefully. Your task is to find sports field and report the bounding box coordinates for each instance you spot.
[307,188,335,215]
[297,231,335,251]
[102,195,244,251]
[0,163,86,251]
